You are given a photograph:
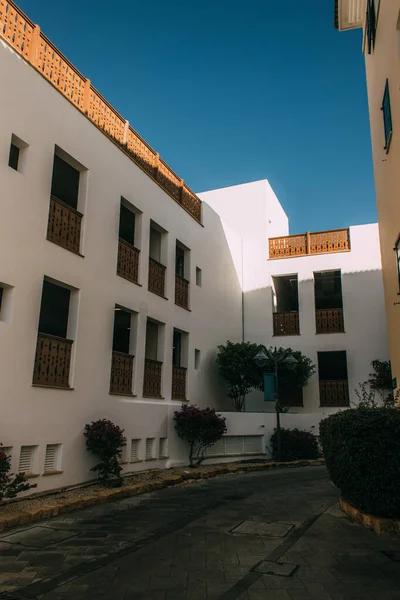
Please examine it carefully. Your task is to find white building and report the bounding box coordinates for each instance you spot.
[0,1,389,492]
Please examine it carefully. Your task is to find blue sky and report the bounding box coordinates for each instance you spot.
[18,0,374,233]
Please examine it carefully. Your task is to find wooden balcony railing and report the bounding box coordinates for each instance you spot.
[110,351,134,395]
[47,196,82,254]
[117,239,140,284]
[0,0,202,224]
[175,274,189,309]
[143,359,163,398]
[172,366,187,400]
[319,380,349,407]
[148,258,166,297]
[316,308,344,334]
[273,312,299,336]
[269,229,350,259]
[33,333,73,388]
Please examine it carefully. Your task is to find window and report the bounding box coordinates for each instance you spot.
[194,349,201,370]
[366,0,376,54]
[130,439,140,461]
[159,438,168,458]
[38,280,70,339]
[145,438,155,460]
[112,308,131,355]
[119,204,136,246]
[8,134,28,172]
[19,445,36,474]
[196,267,202,287]
[314,270,344,334]
[173,329,182,367]
[207,436,263,456]
[0,287,3,314]
[318,351,349,407]
[8,143,19,171]
[382,79,393,153]
[272,275,300,336]
[145,321,159,361]
[44,444,61,473]
[176,245,185,278]
[394,235,400,292]
[51,154,80,209]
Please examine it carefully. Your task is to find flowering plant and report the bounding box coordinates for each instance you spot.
[174,405,227,467]
[84,419,125,486]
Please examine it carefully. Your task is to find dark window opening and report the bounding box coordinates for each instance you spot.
[367,0,376,54]
[382,79,393,152]
[173,330,182,367]
[0,287,3,313]
[145,321,159,361]
[395,236,400,292]
[273,275,299,312]
[8,143,20,171]
[119,204,135,246]
[318,351,348,381]
[38,281,70,339]
[196,267,202,287]
[176,246,185,277]
[112,308,131,354]
[149,227,161,262]
[51,154,80,209]
[314,271,343,310]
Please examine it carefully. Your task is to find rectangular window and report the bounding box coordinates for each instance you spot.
[175,245,185,277]
[382,79,393,153]
[196,267,202,287]
[145,438,155,460]
[44,444,61,473]
[130,439,140,461]
[112,308,131,354]
[0,287,3,314]
[367,0,376,54]
[394,235,400,292]
[8,143,20,171]
[195,348,201,370]
[51,154,80,209]
[272,275,300,336]
[314,271,344,334]
[19,445,36,474]
[145,321,159,361]
[38,280,70,339]
[159,438,168,458]
[119,204,136,246]
[173,329,182,367]
[318,351,349,407]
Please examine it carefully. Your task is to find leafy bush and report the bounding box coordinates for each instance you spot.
[271,428,320,462]
[216,341,261,411]
[320,407,400,518]
[84,419,126,486]
[174,404,227,467]
[0,447,35,502]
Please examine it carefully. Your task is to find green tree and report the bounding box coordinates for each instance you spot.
[216,341,261,411]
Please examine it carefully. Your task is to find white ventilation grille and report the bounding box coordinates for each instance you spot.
[225,436,243,455]
[244,435,263,454]
[159,438,168,458]
[130,439,140,461]
[207,436,263,457]
[145,438,155,460]
[44,444,60,472]
[19,446,35,473]
[207,438,225,456]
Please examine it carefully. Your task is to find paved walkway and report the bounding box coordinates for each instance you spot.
[0,466,399,599]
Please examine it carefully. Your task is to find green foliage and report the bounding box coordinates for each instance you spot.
[216,341,261,411]
[84,419,126,487]
[354,359,396,408]
[268,348,316,389]
[271,428,320,462]
[320,407,400,518]
[174,404,227,467]
[0,447,36,502]
[368,359,392,391]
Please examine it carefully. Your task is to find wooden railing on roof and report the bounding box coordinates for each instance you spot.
[0,0,202,224]
[269,229,350,259]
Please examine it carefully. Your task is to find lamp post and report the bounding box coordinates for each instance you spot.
[254,346,298,461]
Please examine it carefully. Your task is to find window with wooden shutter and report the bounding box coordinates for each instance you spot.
[19,446,35,473]
[130,439,140,461]
[367,0,376,54]
[44,444,60,473]
[159,438,168,458]
[382,80,393,153]
[145,438,155,460]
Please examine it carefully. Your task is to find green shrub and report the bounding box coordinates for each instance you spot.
[271,428,320,462]
[320,407,400,518]
[84,419,126,487]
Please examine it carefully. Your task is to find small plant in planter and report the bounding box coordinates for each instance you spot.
[0,446,36,502]
[174,404,227,467]
[84,419,126,487]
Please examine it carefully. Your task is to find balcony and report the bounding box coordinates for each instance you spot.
[47,196,83,255]
[148,258,166,297]
[143,358,163,398]
[273,312,299,336]
[172,366,187,400]
[316,308,344,334]
[110,351,134,395]
[117,239,140,284]
[269,228,350,259]
[319,380,349,407]
[33,333,73,388]
[175,274,189,310]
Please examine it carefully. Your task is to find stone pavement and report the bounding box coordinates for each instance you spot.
[0,466,399,599]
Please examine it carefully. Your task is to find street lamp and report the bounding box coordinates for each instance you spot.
[253,346,298,461]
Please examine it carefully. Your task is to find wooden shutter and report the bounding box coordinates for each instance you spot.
[382,80,393,151]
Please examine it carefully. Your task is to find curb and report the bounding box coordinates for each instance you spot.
[0,459,324,533]
[339,497,400,535]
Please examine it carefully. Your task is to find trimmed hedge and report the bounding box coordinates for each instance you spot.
[271,428,320,462]
[320,408,400,519]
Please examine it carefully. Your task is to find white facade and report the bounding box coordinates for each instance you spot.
[0,28,389,493]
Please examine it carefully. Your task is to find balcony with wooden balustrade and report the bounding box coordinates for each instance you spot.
[143,359,163,398]
[273,312,300,336]
[172,366,187,400]
[319,380,349,407]
[316,308,345,334]
[47,196,83,255]
[269,228,350,259]
[148,258,166,298]
[117,239,140,284]
[110,351,134,395]
[0,0,202,224]
[32,333,73,388]
[175,275,189,310]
